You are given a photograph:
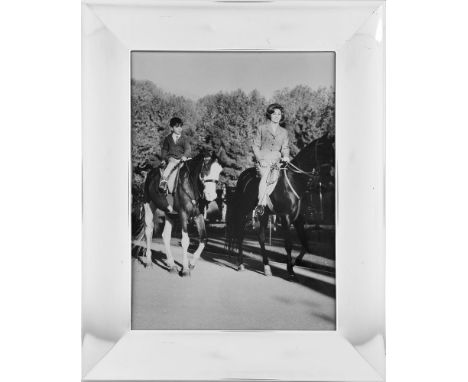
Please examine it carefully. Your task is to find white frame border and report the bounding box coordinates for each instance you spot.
[82,1,385,380]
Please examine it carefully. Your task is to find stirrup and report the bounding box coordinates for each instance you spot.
[255,205,265,217]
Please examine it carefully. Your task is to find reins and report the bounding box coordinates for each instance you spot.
[281,139,324,178]
[282,161,318,178]
[280,140,323,199]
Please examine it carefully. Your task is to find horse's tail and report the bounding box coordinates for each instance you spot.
[132,164,152,240]
[224,190,246,258]
[131,202,146,257]
[225,168,257,258]
[132,203,145,236]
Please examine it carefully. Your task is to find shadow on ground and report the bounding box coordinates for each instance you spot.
[132,222,336,298]
[199,241,336,299]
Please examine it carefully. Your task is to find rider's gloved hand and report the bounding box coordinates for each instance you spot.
[281,157,290,163]
[181,156,188,162]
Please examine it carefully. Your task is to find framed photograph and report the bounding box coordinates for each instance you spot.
[82,0,385,381]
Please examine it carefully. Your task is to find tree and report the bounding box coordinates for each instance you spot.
[195,89,267,186]
[131,80,335,198]
[131,80,198,169]
[272,85,335,155]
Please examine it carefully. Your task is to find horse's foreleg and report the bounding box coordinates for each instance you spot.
[180,212,191,276]
[162,216,177,272]
[143,203,154,267]
[190,214,206,269]
[237,215,247,271]
[258,214,271,276]
[281,215,295,279]
[237,233,245,271]
[292,215,310,267]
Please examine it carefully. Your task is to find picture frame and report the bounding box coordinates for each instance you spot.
[82,0,385,380]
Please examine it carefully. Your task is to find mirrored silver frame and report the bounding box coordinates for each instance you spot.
[82,0,385,380]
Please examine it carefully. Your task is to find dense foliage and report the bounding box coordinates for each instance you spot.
[132,79,335,188]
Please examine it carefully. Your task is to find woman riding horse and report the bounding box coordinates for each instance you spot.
[252,103,291,217]
[226,128,335,279]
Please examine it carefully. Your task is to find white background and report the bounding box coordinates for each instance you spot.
[0,0,467,381]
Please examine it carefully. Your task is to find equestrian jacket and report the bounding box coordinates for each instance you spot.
[252,124,290,163]
[161,133,191,161]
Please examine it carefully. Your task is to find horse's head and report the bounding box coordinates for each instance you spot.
[199,152,223,202]
[292,134,335,175]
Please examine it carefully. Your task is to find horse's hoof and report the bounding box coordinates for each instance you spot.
[180,268,191,277]
[288,272,296,281]
[145,256,153,267]
[169,265,178,274]
[238,264,245,272]
[189,263,195,271]
[264,265,272,276]
[293,258,302,267]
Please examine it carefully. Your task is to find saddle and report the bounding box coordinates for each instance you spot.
[158,165,182,214]
[159,162,182,194]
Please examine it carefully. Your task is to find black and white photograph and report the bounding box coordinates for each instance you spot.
[7,0,468,381]
[131,52,336,329]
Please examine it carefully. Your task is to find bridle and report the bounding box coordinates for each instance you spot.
[186,155,219,202]
[280,139,334,200]
[199,156,219,186]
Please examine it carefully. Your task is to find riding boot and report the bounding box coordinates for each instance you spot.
[255,205,265,217]
[159,177,168,192]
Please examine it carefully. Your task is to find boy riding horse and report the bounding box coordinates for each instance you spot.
[159,117,191,213]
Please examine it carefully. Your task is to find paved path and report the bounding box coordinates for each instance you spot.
[132,233,335,330]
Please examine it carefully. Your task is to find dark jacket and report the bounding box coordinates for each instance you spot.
[161,134,191,160]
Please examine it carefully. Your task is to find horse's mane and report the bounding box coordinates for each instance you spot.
[290,134,334,171]
[290,139,317,170]
[181,153,206,198]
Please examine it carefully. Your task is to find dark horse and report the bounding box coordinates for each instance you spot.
[135,152,222,276]
[226,134,335,279]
